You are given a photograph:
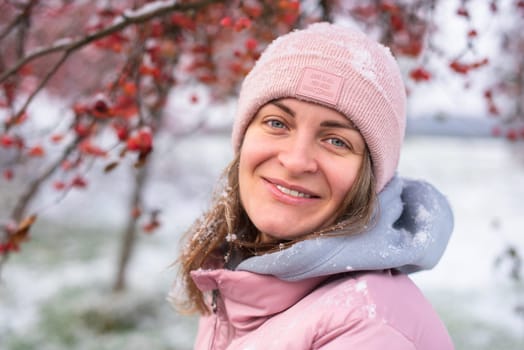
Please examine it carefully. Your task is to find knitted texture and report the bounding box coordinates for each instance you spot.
[231,22,407,192]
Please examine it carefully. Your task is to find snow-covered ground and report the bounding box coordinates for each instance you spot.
[1,134,523,349]
[400,136,524,344]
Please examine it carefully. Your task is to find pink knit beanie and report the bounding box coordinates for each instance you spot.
[232,22,407,193]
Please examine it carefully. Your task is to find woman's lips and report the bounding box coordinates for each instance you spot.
[274,184,313,198]
[263,177,320,199]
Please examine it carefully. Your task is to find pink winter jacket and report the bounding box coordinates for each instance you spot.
[191,268,454,350]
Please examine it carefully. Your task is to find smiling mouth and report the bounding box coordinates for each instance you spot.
[275,184,313,198]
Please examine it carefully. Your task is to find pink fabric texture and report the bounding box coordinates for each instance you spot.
[231,22,407,192]
[190,269,454,349]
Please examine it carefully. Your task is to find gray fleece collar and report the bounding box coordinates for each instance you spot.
[236,176,454,281]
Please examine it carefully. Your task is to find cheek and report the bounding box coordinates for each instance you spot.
[238,153,249,201]
[238,131,271,177]
[238,142,260,201]
[328,160,362,199]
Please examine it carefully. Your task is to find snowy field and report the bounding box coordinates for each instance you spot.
[1,134,523,349]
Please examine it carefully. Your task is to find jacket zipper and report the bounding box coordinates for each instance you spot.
[211,289,218,313]
[209,289,219,350]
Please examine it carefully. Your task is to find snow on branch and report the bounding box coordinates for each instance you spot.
[0,0,220,84]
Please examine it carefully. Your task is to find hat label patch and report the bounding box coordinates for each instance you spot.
[296,67,343,106]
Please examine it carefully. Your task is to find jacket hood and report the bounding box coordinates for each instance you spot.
[236,176,454,281]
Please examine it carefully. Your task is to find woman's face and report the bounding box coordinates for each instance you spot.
[238,98,366,242]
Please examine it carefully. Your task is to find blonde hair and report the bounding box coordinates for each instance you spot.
[173,148,376,315]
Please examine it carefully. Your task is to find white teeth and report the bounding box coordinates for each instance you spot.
[275,184,312,198]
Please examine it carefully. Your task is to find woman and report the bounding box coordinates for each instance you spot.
[173,22,454,349]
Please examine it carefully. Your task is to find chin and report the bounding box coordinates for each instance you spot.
[257,225,314,243]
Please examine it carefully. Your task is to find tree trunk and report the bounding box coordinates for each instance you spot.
[112,164,149,292]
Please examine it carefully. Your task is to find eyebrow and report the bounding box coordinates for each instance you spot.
[270,100,357,130]
[271,101,295,117]
[320,120,357,130]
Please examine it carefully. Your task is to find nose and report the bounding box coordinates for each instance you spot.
[278,135,318,175]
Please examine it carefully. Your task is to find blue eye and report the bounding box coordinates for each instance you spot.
[267,119,286,129]
[327,137,349,149]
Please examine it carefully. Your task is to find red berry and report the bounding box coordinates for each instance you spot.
[1,134,14,148]
[94,99,109,114]
[74,123,91,137]
[51,134,64,143]
[220,16,233,27]
[245,38,258,51]
[506,129,518,141]
[234,17,251,32]
[457,7,469,17]
[28,145,45,157]
[71,175,87,188]
[126,128,153,153]
[409,67,432,82]
[53,181,66,190]
[112,123,128,141]
[3,169,14,181]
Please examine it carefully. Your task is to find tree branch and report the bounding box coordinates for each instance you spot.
[0,0,38,42]
[319,0,333,22]
[10,136,81,222]
[0,135,82,278]
[9,51,70,124]
[0,0,220,84]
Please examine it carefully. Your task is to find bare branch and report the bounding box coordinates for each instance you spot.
[0,252,9,280]
[113,163,148,292]
[14,6,30,58]
[0,0,221,83]
[319,0,333,22]
[1,135,82,277]
[10,136,81,222]
[10,51,70,124]
[0,0,38,42]
[516,59,524,120]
